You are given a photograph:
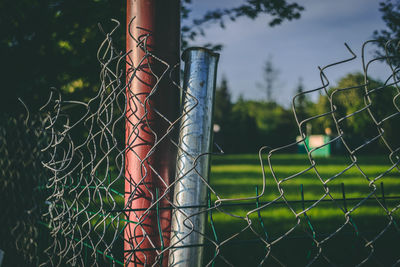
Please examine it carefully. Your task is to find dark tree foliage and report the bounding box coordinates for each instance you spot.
[0,0,125,114]
[229,97,261,153]
[216,97,298,153]
[0,0,304,114]
[182,0,304,49]
[214,76,232,126]
[256,56,280,102]
[373,0,400,62]
[293,77,310,123]
[310,73,400,152]
[213,77,235,152]
[374,0,400,41]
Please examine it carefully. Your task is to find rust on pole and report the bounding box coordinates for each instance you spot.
[125,0,180,266]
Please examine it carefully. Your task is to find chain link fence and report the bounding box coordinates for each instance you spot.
[1,19,400,266]
[0,112,48,267]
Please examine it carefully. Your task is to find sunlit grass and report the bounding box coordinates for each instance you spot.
[203,154,400,266]
[68,154,400,227]
[53,153,400,265]
[210,154,400,200]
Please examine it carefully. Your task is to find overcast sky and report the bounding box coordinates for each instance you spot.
[184,0,389,106]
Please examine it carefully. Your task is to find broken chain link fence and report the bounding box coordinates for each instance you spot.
[1,19,400,266]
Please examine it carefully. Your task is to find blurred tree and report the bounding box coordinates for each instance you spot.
[373,0,400,63]
[0,0,304,113]
[309,93,332,134]
[213,76,300,153]
[230,97,260,153]
[374,0,400,41]
[214,76,232,126]
[256,56,280,102]
[213,76,233,150]
[0,0,125,114]
[182,0,304,49]
[293,77,309,123]
[310,72,400,151]
[231,99,297,152]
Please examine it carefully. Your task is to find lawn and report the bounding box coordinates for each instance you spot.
[35,153,400,266]
[204,153,400,266]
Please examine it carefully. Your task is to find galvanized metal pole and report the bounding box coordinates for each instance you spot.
[125,0,180,266]
[168,48,219,267]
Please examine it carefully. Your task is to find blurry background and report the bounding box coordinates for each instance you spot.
[0,0,397,153]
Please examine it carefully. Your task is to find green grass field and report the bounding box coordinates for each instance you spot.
[204,153,400,266]
[36,153,400,266]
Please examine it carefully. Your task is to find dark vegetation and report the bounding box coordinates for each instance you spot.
[213,73,400,153]
[1,0,398,153]
[0,0,304,115]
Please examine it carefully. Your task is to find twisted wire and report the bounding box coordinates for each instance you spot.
[6,17,400,266]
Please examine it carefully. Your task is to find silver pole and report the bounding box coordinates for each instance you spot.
[168,47,219,267]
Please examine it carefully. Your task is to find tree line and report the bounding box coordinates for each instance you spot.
[1,0,398,154]
[0,0,304,115]
[213,72,400,154]
[1,0,396,113]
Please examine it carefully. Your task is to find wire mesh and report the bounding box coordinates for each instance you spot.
[36,18,185,266]
[3,19,400,266]
[0,111,48,267]
[249,40,400,266]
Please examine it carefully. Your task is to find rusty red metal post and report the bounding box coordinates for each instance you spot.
[125,0,180,266]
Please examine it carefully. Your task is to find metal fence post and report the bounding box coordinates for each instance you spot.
[125,0,180,266]
[168,48,219,267]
